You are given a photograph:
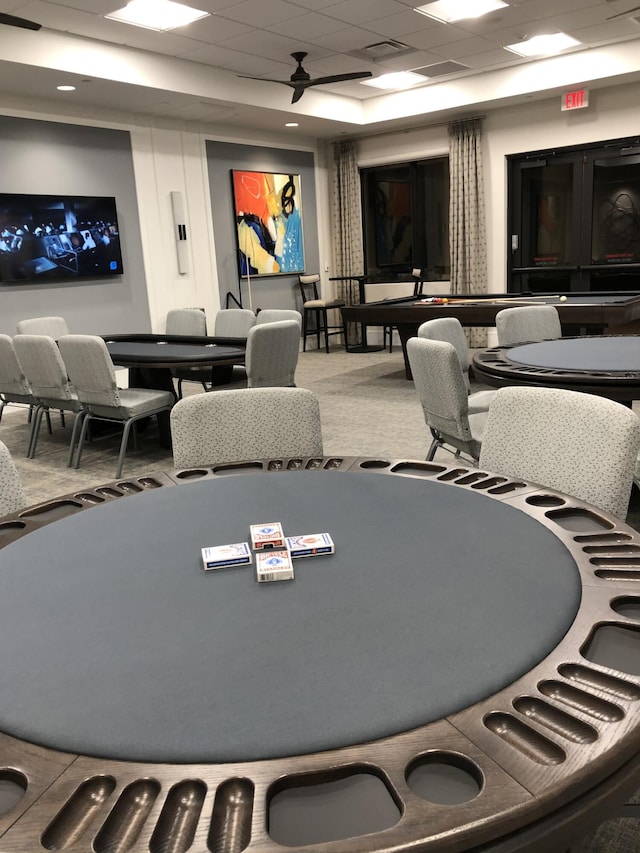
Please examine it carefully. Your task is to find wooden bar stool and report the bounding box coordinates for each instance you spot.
[298,274,346,353]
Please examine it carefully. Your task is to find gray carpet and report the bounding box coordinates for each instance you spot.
[0,345,639,850]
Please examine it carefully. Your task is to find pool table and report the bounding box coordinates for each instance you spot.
[341,292,640,378]
[0,457,639,852]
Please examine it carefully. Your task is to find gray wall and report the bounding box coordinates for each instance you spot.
[0,116,150,336]
[206,141,319,314]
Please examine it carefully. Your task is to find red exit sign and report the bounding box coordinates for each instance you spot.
[561,89,589,111]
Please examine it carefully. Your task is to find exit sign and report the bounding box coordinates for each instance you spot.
[561,89,589,111]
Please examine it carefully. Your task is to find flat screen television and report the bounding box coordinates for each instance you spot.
[0,194,124,283]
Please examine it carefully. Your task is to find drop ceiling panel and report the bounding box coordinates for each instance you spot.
[264,12,352,39]
[320,0,410,26]
[213,0,307,28]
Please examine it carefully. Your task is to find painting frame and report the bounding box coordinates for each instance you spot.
[231,170,305,277]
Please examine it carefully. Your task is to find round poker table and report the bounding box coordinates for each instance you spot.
[0,457,639,852]
[473,335,640,403]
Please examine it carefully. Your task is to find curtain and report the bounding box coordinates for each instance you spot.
[331,140,365,346]
[448,117,488,348]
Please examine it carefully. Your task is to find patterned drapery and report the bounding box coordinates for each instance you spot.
[331,140,365,346]
[448,118,488,348]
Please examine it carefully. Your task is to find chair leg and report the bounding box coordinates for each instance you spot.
[67,412,87,467]
[302,311,308,352]
[27,405,45,458]
[73,414,92,469]
[322,310,329,353]
[316,310,321,351]
[116,419,136,479]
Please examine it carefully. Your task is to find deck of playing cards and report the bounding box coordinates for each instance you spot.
[250,522,284,550]
[286,533,335,559]
[255,549,295,582]
[201,542,251,570]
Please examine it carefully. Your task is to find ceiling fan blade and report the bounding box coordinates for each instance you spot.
[307,71,374,86]
[0,12,41,30]
[606,5,640,18]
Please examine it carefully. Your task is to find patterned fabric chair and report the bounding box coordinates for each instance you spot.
[0,439,26,518]
[0,334,47,455]
[13,335,86,466]
[16,316,69,337]
[166,308,209,397]
[418,317,496,413]
[166,307,207,336]
[298,273,345,353]
[255,309,302,328]
[171,387,323,469]
[479,386,640,519]
[407,336,487,462]
[495,305,562,346]
[213,308,256,338]
[58,335,175,478]
[246,320,301,388]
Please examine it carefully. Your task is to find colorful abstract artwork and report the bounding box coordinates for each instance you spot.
[231,170,305,276]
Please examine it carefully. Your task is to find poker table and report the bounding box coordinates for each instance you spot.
[472,335,640,404]
[0,457,639,852]
[102,333,246,446]
[103,332,246,394]
[340,292,640,378]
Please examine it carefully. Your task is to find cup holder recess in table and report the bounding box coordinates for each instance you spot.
[209,778,253,853]
[359,459,391,470]
[95,488,125,499]
[581,624,640,676]
[610,597,640,620]
[526,494,566,508]
[406,752,482,804]
[74,493,105,505]
[0,770,26,817]
[389,461,444,476]
[545,508,614,533]
[150,780,207,853]
[93,779,161,853]
[267,767,400,848]
[212,462,264,475]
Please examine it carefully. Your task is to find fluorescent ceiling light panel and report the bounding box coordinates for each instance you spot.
[504,33,581,57]
[105,0,209,31]
[415,0,507,24]
[361,71,427,90]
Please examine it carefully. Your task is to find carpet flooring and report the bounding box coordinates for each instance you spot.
[0,344,639,851]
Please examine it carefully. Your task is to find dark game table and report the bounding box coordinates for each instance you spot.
[341,292,640,377]
[473,335,640,403]
[0,457,639,852]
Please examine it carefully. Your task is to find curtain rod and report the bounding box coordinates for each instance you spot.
[332,113,486,144]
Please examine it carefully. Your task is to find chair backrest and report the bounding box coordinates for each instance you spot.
[246,320,301,388]
[495,305,562,346]
[0,335,33,399]
[166,308,207,336]
[13,335,77,408]
[16,316,69,338]
[171,387,323,469]
[406,337,473,444]
[298,274,320,303]
[479,386,640,518]
[213,308,256,338]
[58,335,122,411]
[255,309,302,328]
[411,268,424,296]
[418,317,471,391]
[0,439,26,517]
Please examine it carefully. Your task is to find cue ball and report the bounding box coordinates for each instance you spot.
[559,295,567,302]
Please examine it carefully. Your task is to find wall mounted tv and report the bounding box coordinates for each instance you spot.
[0,194,123,283]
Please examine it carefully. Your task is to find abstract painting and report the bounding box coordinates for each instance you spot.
[231,170,304,276]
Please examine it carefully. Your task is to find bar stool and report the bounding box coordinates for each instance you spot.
[298,274,346,353]
[383,268,425,352]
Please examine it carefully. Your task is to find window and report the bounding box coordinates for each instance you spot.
[361,158,449,280]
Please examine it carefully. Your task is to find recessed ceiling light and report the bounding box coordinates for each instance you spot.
[414,0,507,24]
[504,33,581,57]
[285,122,299,127]
[105,0,209,32]
[361,71,426,90]
[56,85,76,92]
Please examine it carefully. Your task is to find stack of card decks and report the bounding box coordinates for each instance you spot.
[201,542,252,571]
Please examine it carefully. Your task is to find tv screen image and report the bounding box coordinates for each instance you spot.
[0,194,124,283]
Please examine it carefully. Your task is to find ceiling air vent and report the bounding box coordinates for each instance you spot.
[349,40,416,61]
[413,61,470,79]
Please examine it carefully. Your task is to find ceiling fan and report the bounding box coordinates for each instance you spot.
[238,52,373,104]
[0,12,41,30]
[605,1,640,19]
